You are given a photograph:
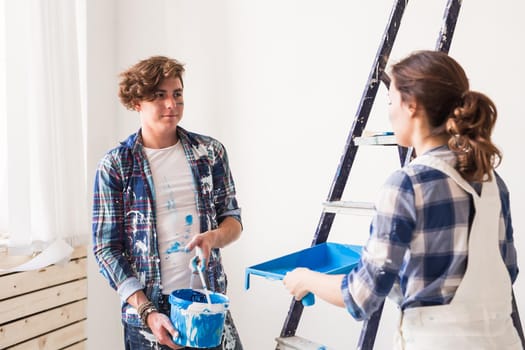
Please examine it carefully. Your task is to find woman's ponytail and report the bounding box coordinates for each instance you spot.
[446,91,501,182]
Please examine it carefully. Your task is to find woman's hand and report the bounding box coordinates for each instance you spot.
[284,268,346,308]
[283,267,314,301]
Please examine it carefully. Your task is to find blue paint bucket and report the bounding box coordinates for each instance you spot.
[169,289,229,348]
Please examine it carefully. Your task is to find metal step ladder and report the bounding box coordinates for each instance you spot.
[275,0,525,349]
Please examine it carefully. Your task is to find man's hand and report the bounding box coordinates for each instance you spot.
[185,230,216,266]
[146,312,182,349]
[185,216,242,264]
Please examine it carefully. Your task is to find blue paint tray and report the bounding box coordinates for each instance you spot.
[245,242,362,297]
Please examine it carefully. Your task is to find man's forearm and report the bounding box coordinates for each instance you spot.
[212,216,242,248]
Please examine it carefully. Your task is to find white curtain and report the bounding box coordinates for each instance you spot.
[0,0,89,259]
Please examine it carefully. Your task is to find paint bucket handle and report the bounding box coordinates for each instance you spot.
[190,248,212,304]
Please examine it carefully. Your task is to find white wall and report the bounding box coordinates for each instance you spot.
[84,1,123,349]
[86,1,525,349]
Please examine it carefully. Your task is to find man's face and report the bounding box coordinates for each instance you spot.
[137,77,184,147]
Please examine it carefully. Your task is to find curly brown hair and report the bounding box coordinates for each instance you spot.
[118,56,185,110]
[391,50,501,182]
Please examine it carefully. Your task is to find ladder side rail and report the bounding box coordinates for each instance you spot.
[356,300,385,350]
[397,146,409,165]
[312,0,408,246]
[435,0,462,53]
[357,2,464,349]
[511,290,525,348]
[278,0,409,342]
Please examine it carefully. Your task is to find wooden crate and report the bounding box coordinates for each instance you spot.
[0,246,87,349]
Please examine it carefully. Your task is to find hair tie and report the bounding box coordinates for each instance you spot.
[460,90,470,104]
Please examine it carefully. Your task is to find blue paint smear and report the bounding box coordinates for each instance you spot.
[185,214,193,226]
[170,290,228,348]
[166,241,183,254]
[172,311,225,348]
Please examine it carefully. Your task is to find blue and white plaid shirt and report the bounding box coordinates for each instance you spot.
[92,126,241,327]
[342,146,518,320]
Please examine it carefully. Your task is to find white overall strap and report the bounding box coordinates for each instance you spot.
[410,155,479,198]
[410,155,512,308]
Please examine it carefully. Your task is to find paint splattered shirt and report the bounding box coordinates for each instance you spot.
[144,141,202,292]
[92,126,242,327]
[341,146,518,321]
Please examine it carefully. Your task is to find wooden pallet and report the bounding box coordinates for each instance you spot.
[0,246,87,349]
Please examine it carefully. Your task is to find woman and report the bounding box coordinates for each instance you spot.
[283,50,520,349]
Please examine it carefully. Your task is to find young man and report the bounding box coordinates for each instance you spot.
[93,56,243,350]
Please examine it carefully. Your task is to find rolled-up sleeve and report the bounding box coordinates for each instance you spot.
[341,170,415,320]
[212,141,242,227]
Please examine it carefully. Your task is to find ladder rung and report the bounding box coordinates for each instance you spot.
[276,335,333,350]
[354,134,397,145]
[323,201,375,215]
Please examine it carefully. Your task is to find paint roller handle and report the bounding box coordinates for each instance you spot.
[301,292,315,306]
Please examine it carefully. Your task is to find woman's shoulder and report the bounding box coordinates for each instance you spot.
[383,162,450,195]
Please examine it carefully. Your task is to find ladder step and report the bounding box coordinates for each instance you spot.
[276,335,333,350]
[323,200,375,215]
[354,133,396,146]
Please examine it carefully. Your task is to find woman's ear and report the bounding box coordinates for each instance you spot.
[407,100,418,118]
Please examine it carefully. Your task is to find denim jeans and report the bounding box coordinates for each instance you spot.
[123,294,242,350]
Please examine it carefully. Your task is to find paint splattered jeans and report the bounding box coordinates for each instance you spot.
[123,295,243,350]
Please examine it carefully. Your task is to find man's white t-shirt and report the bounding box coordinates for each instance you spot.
[144,142,202,295]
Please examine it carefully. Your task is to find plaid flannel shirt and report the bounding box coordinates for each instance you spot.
[92,126,241,326]
[342,146,518,320]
